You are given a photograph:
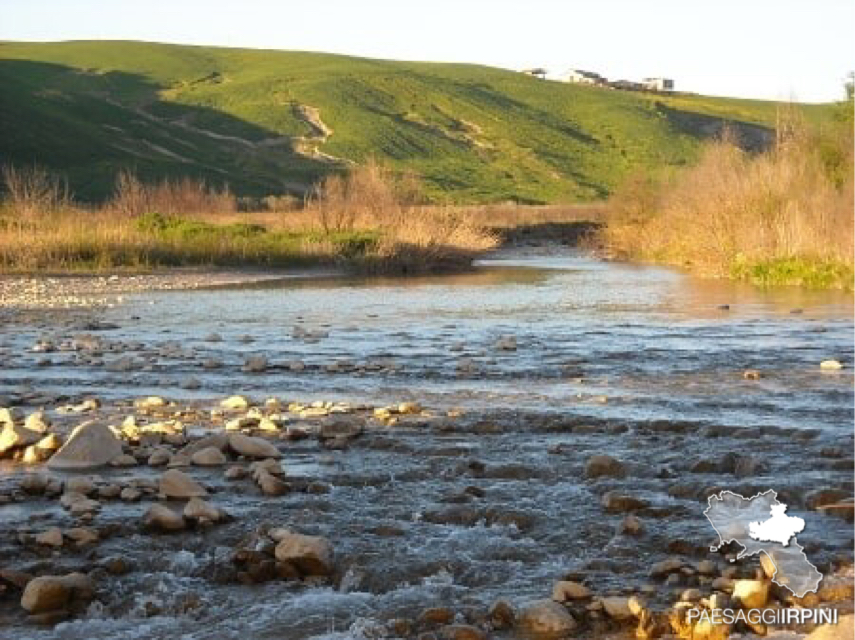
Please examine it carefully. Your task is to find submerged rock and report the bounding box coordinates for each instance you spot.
[585,454,625,479]
[47,422,123,470]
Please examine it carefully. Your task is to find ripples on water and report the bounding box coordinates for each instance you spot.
[0,253,852,639]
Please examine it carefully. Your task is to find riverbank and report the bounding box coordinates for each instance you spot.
[0,269,346,309]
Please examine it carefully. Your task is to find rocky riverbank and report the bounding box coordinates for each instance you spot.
[0,394,852,639]
[0,269,339,309]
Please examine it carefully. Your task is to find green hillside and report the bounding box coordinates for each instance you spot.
[0,40,832,203]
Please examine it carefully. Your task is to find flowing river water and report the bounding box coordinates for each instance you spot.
[0,250,852,639]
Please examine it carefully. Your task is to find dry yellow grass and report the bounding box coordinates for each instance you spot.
[0,163,500,273]
[599,118,854,289]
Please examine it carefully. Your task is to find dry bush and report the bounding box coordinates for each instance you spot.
[1,164,69,221]
[309,160,407,232]
[307,160,498,270]
[600,115,854,283]
[108,171,237,217]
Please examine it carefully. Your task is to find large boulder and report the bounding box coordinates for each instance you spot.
[274,533,334,576]
[228,433,281,459]
[21,573,93,614]
[159,469,208,498]
[46,422,123,470]
[517,600,577,639]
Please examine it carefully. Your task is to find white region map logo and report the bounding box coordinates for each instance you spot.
[704,489,822,597]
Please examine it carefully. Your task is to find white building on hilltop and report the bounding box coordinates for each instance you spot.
[561,69,607,85]
[641,77,675,92]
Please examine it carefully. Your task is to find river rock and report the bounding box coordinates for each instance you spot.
[552,580,591,601]
[25,410,51,432]
[0,407,24,425]
[135,396,168,410]
[489,599,517,629]
[618,514,643,536]
[191,446,227,466]
[274,533,334,576]
[600,596,634,620]
[439,624,487,640]
[183,497,223,522]
[732,579,768,608]
[650,557,683,578]
[585,455,626,479]
[148,448,171,466]
[318,420,363,440]
[243,355,268,372]
[21,573,93,614]
[47,422,123,470]
[110,453,137,467]
[820,360,843,370]
[65,527,99,546]
[35,528,63,547]
[517,599,577,639]
[142,503,186,531]
[159,469,207,498]
[257,470,290,496]
[0,423,41,456]
[228,433,281,459]
[221,395,250,410]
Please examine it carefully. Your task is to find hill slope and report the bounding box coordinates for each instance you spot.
[0,40,830,203]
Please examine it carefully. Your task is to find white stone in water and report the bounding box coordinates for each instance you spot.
[135,396,167,410]
[25,410,50,432]
[220,395,250,410]
[820,359,843,370]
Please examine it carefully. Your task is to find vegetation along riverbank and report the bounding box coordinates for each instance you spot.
[596,100,854,290]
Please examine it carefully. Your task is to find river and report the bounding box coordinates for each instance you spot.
[0,250,852,638]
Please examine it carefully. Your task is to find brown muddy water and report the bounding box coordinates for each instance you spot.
[0,250,852,639]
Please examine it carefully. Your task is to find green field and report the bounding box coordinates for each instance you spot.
[0,40,835,203]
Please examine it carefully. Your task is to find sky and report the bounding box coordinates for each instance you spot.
[1,0,852,102]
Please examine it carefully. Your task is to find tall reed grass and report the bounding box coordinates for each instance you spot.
[599,111,854,289]
[0,163,498,273]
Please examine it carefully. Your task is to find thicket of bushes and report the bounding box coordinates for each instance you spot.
[599,101,854,289]
[0,162,496,273]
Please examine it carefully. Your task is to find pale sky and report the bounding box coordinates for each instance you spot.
[1,0,852,102]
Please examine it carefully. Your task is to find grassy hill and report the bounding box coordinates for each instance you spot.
[0,40,835,203]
